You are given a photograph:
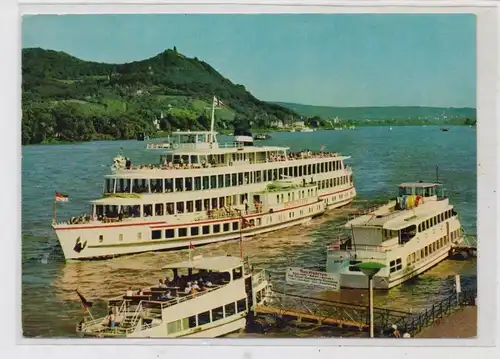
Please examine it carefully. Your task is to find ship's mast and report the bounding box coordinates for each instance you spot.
[210,95,216,144]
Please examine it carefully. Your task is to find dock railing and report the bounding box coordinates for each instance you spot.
[389,290,476,337]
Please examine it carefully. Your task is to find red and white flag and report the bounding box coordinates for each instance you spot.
[327,244,340,251]
[241,215,254,228]
[327,237,341,251]
[213,95,224,107]
[55,192,69,202]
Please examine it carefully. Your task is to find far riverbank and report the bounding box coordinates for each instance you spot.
[23,124,476,146]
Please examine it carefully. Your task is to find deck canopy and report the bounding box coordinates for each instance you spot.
[399,182,442,197]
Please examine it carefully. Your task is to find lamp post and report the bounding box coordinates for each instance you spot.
[355,262,386,338]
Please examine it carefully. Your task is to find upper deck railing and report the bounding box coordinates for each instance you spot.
[115,151,344,172]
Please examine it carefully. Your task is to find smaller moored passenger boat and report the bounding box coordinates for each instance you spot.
[76,255,273,338]
[326,182,464,289]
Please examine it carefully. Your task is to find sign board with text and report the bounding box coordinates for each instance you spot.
[286,267,340,291]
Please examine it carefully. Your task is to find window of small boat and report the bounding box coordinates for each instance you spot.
[424,186,437,197]
[399,186,413,196]
[400,225,417,243]
[232,266,243,280]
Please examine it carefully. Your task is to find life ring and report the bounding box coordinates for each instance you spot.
[173,143,179,149]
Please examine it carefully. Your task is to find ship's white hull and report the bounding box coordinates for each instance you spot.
[333,245,452,290]
[121,313,247,338]
[326,192,463,290]
[55,186,355,261]
[181,316,246,338]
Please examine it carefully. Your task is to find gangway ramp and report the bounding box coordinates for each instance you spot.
[255,291,410,333]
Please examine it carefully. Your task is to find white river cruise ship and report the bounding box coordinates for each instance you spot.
[326,182,463,289]
[52,99,356,261]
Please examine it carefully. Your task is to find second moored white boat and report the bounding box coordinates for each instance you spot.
[326,182,463,289]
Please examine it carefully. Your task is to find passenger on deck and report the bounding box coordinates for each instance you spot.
[169,275,179,287]
[204,278,213,287]
[158,279,167,288]
[161,290,173,300]
[126,288,133,296]
[107,310,115,328]
[184,284,192,295]
[391,324,401,338]
[191,281,200,290]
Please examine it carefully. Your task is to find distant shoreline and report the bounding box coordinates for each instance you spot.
[22,124,475,146]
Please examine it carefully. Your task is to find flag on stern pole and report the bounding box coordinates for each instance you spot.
[241,215,254,229]
[188,241,196,262]
[55,192,69,202]
[75,289,93,310]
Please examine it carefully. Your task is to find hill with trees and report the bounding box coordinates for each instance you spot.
[21,47,298,145]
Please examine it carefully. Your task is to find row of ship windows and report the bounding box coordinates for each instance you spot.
[96,205,325,243]
[153,221,246,240]
[404,230,460,267]
[276,188,317,203]
[382,209,458,241]
[95,185,348,219]
[325,192,349,204]
[108,162,348,194]
[389,258,403,273]
[150,205,323,240]
[418,209,457,232]
[97,188,320,218]
[318,176,352,190]
[346,230,460,275]
[166,298,248,334]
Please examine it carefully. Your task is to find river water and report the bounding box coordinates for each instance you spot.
[21,126,477,338]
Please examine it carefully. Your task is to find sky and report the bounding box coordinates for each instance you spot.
[22,14,476,108]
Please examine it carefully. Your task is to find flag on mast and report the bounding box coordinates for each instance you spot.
[188,241,195,262]
[75,289,92,310]
[55,192,69,202]
[241,215,254,229]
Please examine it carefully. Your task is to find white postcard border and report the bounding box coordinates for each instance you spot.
[2,1,498,358]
